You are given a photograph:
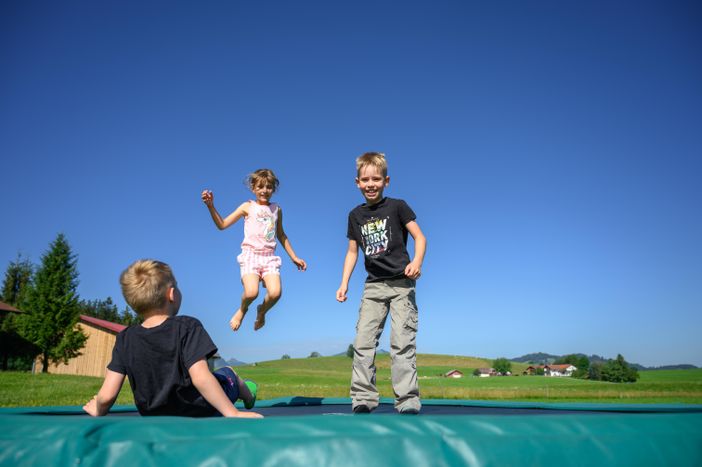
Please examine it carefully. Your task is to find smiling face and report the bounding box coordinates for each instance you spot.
[252,180,274,205]
[356,164,389,205]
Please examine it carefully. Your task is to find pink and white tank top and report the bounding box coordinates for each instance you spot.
[241,201,279,253]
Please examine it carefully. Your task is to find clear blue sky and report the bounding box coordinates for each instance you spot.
[2,1,701,367]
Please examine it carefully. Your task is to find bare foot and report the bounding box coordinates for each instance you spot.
[254,305,266,331]
[230,309,246,331]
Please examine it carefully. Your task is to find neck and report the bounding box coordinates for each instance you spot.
[141,312,170,328]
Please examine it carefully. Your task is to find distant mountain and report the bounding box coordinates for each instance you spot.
[213,357,248,368]
[641,364,698,371]
[511,352,560,364]
[333,348,390,357]
[511,352,698,370]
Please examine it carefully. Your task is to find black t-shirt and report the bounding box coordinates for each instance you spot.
[347,197,417,282]
[107,315,218,417]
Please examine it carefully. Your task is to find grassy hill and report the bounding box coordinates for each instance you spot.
[1,354,700,407]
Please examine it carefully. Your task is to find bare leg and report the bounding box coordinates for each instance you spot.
[254,274,281,331]
[230,274,260,331]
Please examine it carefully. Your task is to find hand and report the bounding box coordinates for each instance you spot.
[201,190,214,206]
[229,411,264,419]
[292,257,307,271]
[336,285,348,302]
[404,261,422,280]
[83,395,100,417]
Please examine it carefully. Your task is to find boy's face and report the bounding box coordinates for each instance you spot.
[356,165,389,205]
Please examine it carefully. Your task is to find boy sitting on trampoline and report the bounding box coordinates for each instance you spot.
[336,152,427,414]
[83,259,262,418]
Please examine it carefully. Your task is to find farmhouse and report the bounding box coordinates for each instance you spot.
[475,368,496,377]
[34,315,126,377]
[524,365,544,375]
[545,364,577,377]
[444,369,464,378]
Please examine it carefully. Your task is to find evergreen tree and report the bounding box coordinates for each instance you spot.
[18,234,87,372]
[1,254,34,307]
[601,354,639,383]
[0,255,38,370]
[346,344,354,358]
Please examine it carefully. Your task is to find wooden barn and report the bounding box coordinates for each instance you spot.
[34,315,126,377]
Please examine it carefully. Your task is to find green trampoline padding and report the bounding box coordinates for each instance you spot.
[1,398,702,466]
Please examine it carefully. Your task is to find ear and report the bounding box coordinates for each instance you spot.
[355,177,360,187]
[167,287,175,302]
[385,176,390,186]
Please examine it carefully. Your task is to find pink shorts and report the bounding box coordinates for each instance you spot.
[237,249,281,278]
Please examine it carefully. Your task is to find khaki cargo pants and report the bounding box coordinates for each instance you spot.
[351,277,420,413]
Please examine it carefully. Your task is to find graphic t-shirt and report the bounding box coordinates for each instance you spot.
[242,201,279,253]
[107,315,219,417]
[347,197,416,282]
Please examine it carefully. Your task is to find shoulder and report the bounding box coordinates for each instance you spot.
[171,315,206,330]
[388,197,414,210]
[349,203,365,216]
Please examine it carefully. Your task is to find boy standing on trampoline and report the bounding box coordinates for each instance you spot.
[336,152,426,414]
[83,259,262,418]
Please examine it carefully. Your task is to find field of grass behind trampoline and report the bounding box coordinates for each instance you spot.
[1,354,700,407]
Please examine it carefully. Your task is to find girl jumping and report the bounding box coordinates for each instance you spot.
[202,169,307,331]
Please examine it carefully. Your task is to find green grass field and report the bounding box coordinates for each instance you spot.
[1,354,701,407]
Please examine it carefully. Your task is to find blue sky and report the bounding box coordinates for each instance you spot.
[2,1,701,367]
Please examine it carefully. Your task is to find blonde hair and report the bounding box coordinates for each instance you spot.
[246,168,279,193]
[120,259,176,315]
[356,152,387,177]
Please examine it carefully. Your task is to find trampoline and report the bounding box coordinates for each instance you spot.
[2,397,702,466]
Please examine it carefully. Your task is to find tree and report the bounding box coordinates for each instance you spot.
[346,344,354,358]
[600,354,639,383]
[588,362,603,381]
[18,234,87,372]
[78,297,120,322]
[0,255,38,370]
[78,298,141,325]
[308,351,321,358]
[555,353,590,378]
[1,254,34,307]
[281,354,291,360]
[493,357,512,375]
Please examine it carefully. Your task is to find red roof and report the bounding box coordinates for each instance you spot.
[0,301,22,313]
[80,315,127,333]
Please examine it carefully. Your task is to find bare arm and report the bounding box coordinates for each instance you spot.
[276,208,307,271]
[404,221,426,280]
[336,239,359,302]
[201,190,248,230]
[83,369,126,416]
[189,359,263,418]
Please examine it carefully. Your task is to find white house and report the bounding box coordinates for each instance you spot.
[544,364,577,377]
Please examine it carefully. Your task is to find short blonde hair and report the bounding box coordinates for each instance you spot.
[246,168,279,193]
[356,152,387,177]
[120,259,176,315]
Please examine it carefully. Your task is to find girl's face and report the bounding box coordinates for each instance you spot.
[253,180,274,205]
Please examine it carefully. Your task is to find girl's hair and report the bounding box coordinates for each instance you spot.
[120,259,176,315]
[356,152,387,177]
[246,168,279,192]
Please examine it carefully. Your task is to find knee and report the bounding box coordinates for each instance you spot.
[243,289,259,302]
[267,288,281,301]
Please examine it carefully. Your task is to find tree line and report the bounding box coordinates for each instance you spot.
[1,234,139,372]
[485,353,639,383]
